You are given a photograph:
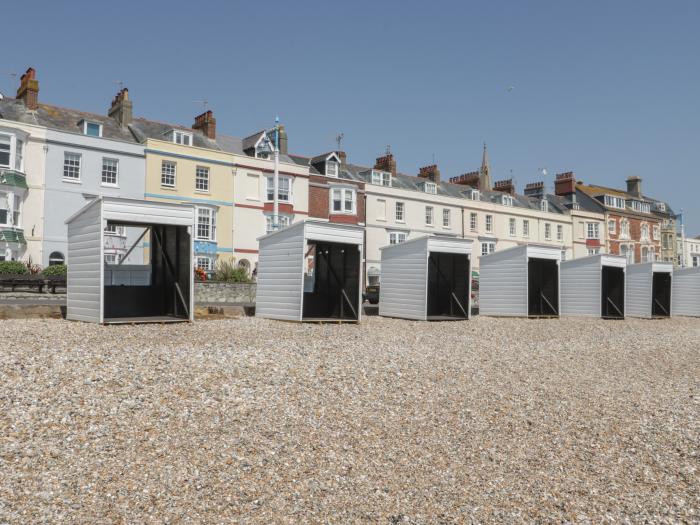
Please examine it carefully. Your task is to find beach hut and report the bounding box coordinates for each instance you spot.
[66,197,194,324]
[626,262,673,318]
[379,235,473,320]
[560,254,626,319]
[479,244,561,317]
[671,267,700,317]
[255,220,364,322]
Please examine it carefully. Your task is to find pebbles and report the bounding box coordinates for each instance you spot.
[0,316,698,523]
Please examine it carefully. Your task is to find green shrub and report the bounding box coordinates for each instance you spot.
[213,259,251,283]
[0,261,28,275]
[42,264,67,277]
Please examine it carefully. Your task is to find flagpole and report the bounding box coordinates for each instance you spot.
[273,116,280,230]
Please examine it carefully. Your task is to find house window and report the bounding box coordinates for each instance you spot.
[502,195,513,206]
[604,195,626,209]
[266,214,291,233]
[161,161,176,188]
[196,256,213,271]
[523,219,530,237]
[389,231,407,244]
[83,121,102,137]
[422,182,437,194]
[443,209,450,227]
[545,223,552,240]
[12,194,20,227]
[470,212,477,231]
[104,253,120,264]
[326,160,339,177]
[509,218,516,236]
[557,225,563,241]
[196,207,216,241]
[104,224,125,236]
[485,214,493,233]
[425,206,434,226]
[620,219,630,238]
[48,251,65,266]
[172,130,192,146]
[371,170,392,186]
[0,193,9,225]
[0,134,24,171]
[586,222,599,239]
[692,255,699,267]
[641,246,650,263]
[395,202,405,222]
[331,187,356,214]
[630,200,651,214]
[63,152,81,181]
[101,158,118,186]
[266,176,291,202]
[481,242,496,256]
[14,139,23,171]
[540,199,549,212]
[641,224,649,240]
[0,135,10,167]
[608,220,616,234]
[653,225,660,240]
[588,248,600,256]
[196,166,210,192]
[469,189,480,201]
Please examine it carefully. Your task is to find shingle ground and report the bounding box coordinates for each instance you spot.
[0,316,698,523]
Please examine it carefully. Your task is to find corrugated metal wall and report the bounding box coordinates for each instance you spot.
[255,224,305,321]
[66,200,103,323]
[626,264,653,318]
[561,257,601,317]
[379,237,429,320]
[672,267,700,317]
[103,198,194,226]
[479,246,528,316]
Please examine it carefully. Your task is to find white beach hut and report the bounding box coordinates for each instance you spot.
[671,266,700,317]
[66,197,194,324]
[479,244,561,317]
[625,262,673,318]
[255,220,364,322]
[560,254,627,319]
[379,235,473,320]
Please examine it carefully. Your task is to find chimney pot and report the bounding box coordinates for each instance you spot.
[192,109,216,139]
[554,171,576,196]
[374,153,397,178]
[524,181,545,197]
[16,67,39,110]
[418,164,441,183]
[493,178,516,195]
[626,176,642,198]
[449,171,480,187]
[108,87,133,128]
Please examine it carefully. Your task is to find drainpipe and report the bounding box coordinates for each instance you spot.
[363,191,367,289]
[461,207,465,239]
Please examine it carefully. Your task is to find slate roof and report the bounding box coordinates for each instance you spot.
[577,182,675,217]
[129,117,220,150]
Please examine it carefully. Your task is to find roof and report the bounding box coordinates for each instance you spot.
[0,98,139,143]
[577,182,674,217]
[0,169,28,189]
[0,228,26,244]
[129,117,220,150]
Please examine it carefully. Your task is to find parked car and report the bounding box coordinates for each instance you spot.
[363,284,380,304]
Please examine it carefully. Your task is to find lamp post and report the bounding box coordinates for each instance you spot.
[273,116,280,231]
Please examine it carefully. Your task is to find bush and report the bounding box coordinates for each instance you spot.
[213,259,251,283]
[0,261,28,275]
[42,264,67,277]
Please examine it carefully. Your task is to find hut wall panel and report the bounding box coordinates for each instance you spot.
[480,251,528,317]
[379,237,429,320]
[672,267,700,317]
[66,200,102,323]
[561,257,601,317]
[626,264,653,318]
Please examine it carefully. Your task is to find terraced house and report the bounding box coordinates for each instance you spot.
[0,69,146,267]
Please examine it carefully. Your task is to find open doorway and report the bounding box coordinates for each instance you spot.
[302,240,360,321]
[426,252,470,320]
[651,272,671,318]
[601,266,625,319]
[103,222,191,323]
[528,258,559,317]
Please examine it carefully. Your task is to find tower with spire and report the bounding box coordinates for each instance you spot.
[478,142,492,191]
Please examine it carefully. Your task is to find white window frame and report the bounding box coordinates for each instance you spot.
[195,166,210,192]
[0,191,12,227]
[422,181,437,194]
[266,175,292,203]
[587,248,600,256]
[161,160,176,188]
[586,222,600,240]
[557,224,563,242]
[0,132,25,172]
[653,225,660,240]
[172,130,193,146]
[196,256,213,272]
[395,201,405,223]
[502,195,513,206]
[325,159,339,177]
[101,157,119,187]
[265,214,291,233]
[540,199,549,212]
[545,223,552,240]
[330,186,356,214]
[485,214,493,233]
[523,219,530,238]
[620,219,630,239]
[389,231,407,245]
[509,218,516,237]
[442,208,450,228]
[63,152,81,182]
[82,121,103,138]
[604,195,625,209]
[371,170,392,187]
[376,198,387,221]
[425,206,434,226]
[608,219,616,234]
[104,223,125,236]
[470,212,477,231]
[469,190,480,201]
[481,242,496,256]
[195,206,217,241]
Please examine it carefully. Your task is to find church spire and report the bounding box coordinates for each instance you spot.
[479,142,492,191]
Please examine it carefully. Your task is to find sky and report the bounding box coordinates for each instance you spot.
[4,0,700,232]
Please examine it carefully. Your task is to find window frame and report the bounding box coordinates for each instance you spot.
[557,224,564,242]
[82,121,103,138]
[63,152,82,182]
[442,208,451,228]
[196,255,213,272]
[422,181,437,194]
[195,165,210,192]
[101,157,119,187]
[509,217,516,237]
[330,186,356,215]
[395,201,405,223]
[0,132,24,171]
[388,231,408,245]
[325,160,339,178]
[545,223,552,240]
[161,160,177,188]
[480,241,496,256]
[485,214,493,233]
[425,206,434,226]
[469,212,477,231]
[523,219,530,238]
[265,214,292,233]
[265,175,292,203]
[172,130,193,146]
[195,206,217,241]
[371,170,392,187]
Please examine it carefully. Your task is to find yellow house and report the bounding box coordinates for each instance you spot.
[132,111,235,272]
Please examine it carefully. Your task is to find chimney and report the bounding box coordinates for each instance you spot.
[493,179,515,195]
[16,67,39,110]
[277,124,288,155]
[336,151,347,166]
[418,164,441,183]
[524,181,545,198]
[449,171,480,187]
[374,153,397,177]
[554,171,576,196]
[626,176,642,197]
[192,110,216,139]
[108,88,133,128]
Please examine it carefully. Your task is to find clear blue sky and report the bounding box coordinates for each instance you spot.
[4,0,699,232]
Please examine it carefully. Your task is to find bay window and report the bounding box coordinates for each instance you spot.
[0,133,25,172]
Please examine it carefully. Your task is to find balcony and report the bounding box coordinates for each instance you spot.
[0,227,26,244]
[0,169,28,189]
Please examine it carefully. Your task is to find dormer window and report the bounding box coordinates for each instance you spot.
[629,200,651,213]
[540,199,549,212]
[326,160,339,177]
[81,120,102,138]
[469,189,480,201]
[501,194,513,206]
[656,202,666,212]
[371,170,392,187]
[172,130,193,146]
[421,181,437,194]
[604,195,625,209]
